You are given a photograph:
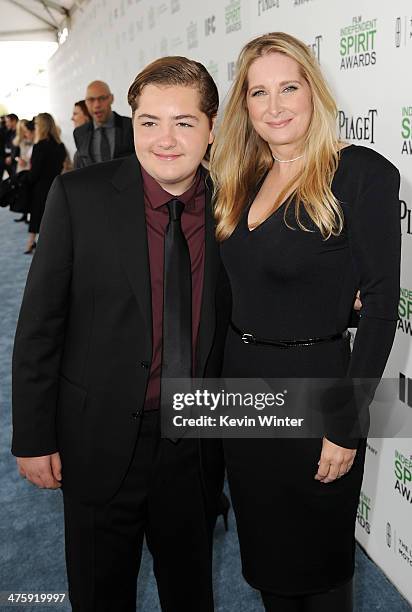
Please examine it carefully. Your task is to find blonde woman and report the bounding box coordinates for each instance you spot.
[13,119,34,173]
[24,113,66,253]
[211,33,400,611]
[11,119,35,223]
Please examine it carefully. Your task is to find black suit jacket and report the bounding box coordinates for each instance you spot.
[11,155,231,504]
[73,111,134,169]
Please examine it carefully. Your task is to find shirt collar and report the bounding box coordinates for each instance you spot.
[141,165,205,210]
[93,111,115,130]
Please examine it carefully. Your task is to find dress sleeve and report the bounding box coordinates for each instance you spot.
[325,159,401,450]
[27,141,47,185]
[347,162,401,378]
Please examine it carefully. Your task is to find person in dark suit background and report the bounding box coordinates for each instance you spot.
[23,113,67,254]
[12,57,230,612]
[4,113,19,177]
[73,80,134,168]
[0,125,5,178]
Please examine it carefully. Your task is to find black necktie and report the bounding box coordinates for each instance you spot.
[161,199,192,381]
[100,127,111,162]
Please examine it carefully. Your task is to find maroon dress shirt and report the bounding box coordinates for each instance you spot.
[141,166,206,411]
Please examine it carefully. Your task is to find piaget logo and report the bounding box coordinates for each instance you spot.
[338,109,377,143]
[398,288,412,336]
[357,490,371,534]
[401,106,412,155]
[340,16,377,70]
[225,0,241,34]
[394,449,412,504]
[400,199,412,235]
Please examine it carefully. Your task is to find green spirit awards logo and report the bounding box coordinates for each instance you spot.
[401,106,412,155]
[394,449,412,504]
[340,16,377,70]
[398,288,412,336]
[357,490,371,534]
[225,0,241,34]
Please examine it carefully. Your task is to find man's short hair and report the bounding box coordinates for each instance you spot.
[128,56,218,124]
[7,113,19,122]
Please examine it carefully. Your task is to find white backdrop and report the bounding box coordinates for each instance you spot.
[48,0,412,604]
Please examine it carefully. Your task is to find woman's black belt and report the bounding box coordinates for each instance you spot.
[230,322,350,348]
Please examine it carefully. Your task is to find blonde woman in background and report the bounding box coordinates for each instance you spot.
[211,32,400,611]
[13,119,35,173]
[12,119,35,223]
[24,113,66,254]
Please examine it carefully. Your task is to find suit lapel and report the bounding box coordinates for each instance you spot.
[113,112,122,159]
[83,124,94,163]
[196,173,220,375]
[106,155,152,351]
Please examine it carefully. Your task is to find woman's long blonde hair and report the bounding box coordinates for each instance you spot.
[210,32,344,241]
[13,120,29,146]
[35,112,62,144]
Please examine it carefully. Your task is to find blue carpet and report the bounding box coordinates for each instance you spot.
[0,207,410,612]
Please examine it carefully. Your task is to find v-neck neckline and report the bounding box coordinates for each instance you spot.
[244,144,356,234]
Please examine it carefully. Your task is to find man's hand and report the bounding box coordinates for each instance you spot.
[5,156,12,166]
[314,437,356,484]
[354,290,362,311]
[16,452,62,489]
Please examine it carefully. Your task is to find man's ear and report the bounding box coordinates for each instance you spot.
[208,115,217,145]
[110,94,114,105]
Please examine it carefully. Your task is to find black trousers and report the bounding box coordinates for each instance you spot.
[62,410,215,612]
[261,578,353,612]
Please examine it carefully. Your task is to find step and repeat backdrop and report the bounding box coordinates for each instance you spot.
[49,0,412,604]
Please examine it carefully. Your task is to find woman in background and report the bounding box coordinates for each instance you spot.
[71,100,91,128]
[24,113,66,254]
[12,119,35,223]
[211,32,400,612]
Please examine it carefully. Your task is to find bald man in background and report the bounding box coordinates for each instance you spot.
[73,80,134,169]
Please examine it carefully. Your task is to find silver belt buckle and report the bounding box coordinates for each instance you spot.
[241,332,255,344]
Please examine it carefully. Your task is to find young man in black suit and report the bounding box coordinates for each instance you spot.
[12,57,230,612]
[73,80,135,168]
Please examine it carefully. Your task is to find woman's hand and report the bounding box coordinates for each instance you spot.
[314,437,357,483]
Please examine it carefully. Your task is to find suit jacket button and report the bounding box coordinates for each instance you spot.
[140,361,150,369]
[131,411,141,419]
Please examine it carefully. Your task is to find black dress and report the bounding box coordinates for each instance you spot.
[220,145,401,595]
[28,138,66,234]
